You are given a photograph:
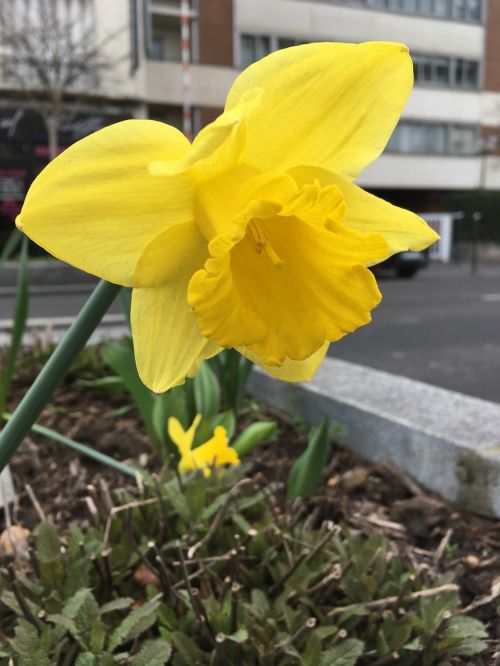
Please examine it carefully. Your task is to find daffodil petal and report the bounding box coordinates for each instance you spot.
[239,342,329,382]
[150,88,262,183]
[180,426,239,474]
[134,222,204,287]
[168,414,202,457]
[168,417,188,453]
[225,42,413,179]
[195,164,259,241]
[131,223,220,393]
[289,166,440,255]
[17,120,192,286]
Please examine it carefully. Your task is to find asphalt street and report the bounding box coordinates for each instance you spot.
[1,263,499,403]
[330,263,500,403]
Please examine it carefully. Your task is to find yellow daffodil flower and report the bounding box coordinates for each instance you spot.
[16,42,438,392]
[168,414,240,476]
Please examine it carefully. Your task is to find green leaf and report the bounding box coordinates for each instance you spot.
[437,616,488,657]
[249,589,270,620]
[232,421,277,457]
[63,588,99,621]
[0,228,23,265]
[420,594,458,634]
[118,288,132,329]
[319,638,364,666]
[75,653,97,666]
[101,340,157,446]
[193,362,220,419]
[225,628,248,643]
[99,598,134,615]
[0,235,29,416]
[171,632,205,665]
[287,419,331,498]
[447,637,488,657]
[442,616,488,640]
[108,597,162,652]
[46,613,80,640]
[303,632,322,666]
[208,410,236,440]
[50,589,102,650]
[79,376,127,391]
[36,521,64,591]
[152,386,188,452]
[130,639,172,665]
[8,619,52,666]
[215,349,253,412]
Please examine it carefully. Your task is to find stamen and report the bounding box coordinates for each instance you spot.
[247,220,285,270]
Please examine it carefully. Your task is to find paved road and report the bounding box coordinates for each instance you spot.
[330,263,500,403]
[1,263,500,403]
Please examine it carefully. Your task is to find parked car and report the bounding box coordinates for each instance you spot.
[371,250,428,279]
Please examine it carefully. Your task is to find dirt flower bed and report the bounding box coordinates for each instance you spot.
[1,347,499,664]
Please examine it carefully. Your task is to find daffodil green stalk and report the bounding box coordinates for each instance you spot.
[0,280,120,471]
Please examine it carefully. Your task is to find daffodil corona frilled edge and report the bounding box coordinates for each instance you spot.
[16,41,438,392]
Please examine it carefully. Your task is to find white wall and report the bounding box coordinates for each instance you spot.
[358,155,481,189]
[405,89,481,124]
[144,62,238,106]
[235,0,484,58]
[93,0,141,100]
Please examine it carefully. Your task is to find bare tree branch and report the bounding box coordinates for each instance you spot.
[0,0,129,159]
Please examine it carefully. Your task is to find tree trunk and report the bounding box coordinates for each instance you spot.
[46,114,59,162]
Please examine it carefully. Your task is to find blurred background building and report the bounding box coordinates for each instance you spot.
[1,0,500,257]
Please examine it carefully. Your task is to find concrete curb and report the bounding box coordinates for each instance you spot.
[248,357,500,518]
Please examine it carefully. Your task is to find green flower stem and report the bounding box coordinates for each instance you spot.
[2,413,140,479]
[0,280,121,472]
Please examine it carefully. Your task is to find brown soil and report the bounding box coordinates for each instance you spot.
[2,353,500,662]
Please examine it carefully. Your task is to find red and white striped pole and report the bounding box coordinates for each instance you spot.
[180,0,192,141]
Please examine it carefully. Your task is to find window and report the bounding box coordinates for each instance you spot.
[434,57,451,84]
[417,0,432,11]
[387,122,478,155]
[455,58,480,89]
[434,0,451,17]
[148,105,183,130]
[413,53,479,89]
[368,0,483,21]
[448,125,478,154]
[240,34,271,68]
[464,0,482,20]
[278,37,309,49]
[413,54,450,86]
[409,123,446,153]
[149,16,182,61]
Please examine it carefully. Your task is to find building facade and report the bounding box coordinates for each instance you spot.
[1,0,499,245]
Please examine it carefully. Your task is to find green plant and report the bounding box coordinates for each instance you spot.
[0,235,29,419]
[287,418,332,498]
[89,338,275,465]
[0,468,488,665]
[209,349,254,414]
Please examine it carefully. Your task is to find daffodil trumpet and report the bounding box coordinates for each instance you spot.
[14,42,437,396]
